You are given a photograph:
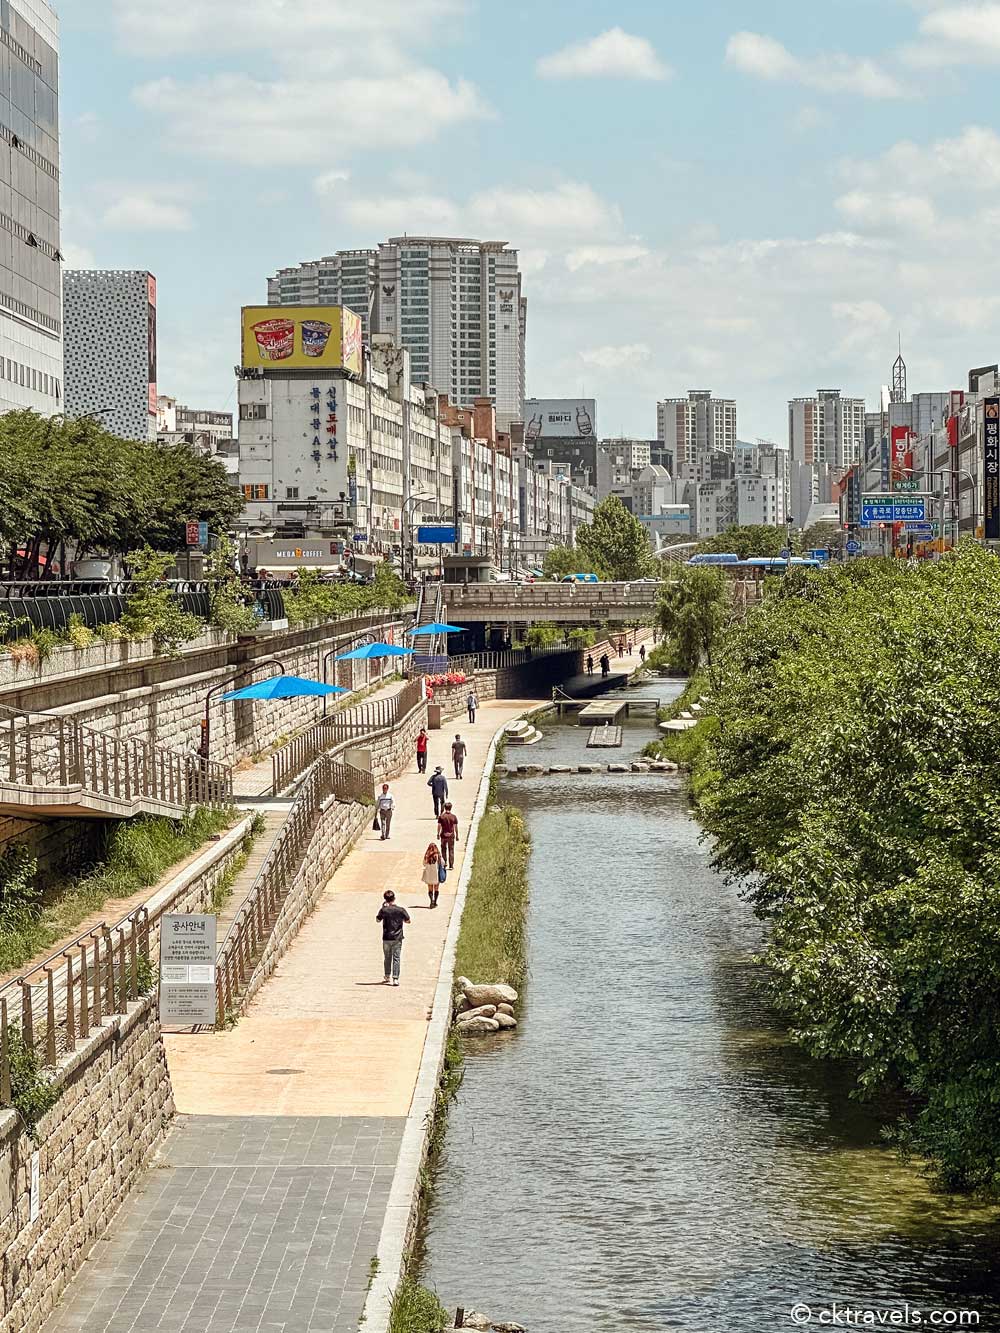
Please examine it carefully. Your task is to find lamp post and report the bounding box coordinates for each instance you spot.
[401,493,434,586]
[200,656,286,761]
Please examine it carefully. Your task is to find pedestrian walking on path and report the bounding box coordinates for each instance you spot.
[428,766,449,816]
[587,653,594,675]
[422,843,442,908]
[600,652,610,678]
[467,689,479,723]
[376,783,394,840]
[376,890,409,985]
[416,727,429,774]
[452,733,467,779]
[639,643,646,663]
[438,801,459,868]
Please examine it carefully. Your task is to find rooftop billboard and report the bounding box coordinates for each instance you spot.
[524,397,596,443]
[241,306,363,375]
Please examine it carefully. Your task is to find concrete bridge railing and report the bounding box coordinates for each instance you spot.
[440,581,661,622]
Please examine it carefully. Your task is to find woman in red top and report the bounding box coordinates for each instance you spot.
[416,727,429,774]
[422,842,442,908]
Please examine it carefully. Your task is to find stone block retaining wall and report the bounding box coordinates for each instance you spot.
[0,999,172,1333]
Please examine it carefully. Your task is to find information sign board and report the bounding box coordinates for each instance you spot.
[159,914,217,1027]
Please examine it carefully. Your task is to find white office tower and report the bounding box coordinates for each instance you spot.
[788,389,865,469]
[268,251,378,337]
[0,0,62,416]
[657,390,737,467]
[375,237,524,427]
[63,271,158,442]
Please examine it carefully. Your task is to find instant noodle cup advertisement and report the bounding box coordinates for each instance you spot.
[241,306,362,371]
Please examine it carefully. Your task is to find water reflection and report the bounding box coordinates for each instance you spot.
[423,681,1000,1330]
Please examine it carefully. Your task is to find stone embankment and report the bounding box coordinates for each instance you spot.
[453,978,519,1035]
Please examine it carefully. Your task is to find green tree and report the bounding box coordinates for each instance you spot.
[697,546,1000,1192]
[121,549,202,655]
[697,525,788,559]
[575,496,654,581]
[541,545,599,581]
[657,566,728,674]
[798,522,843,557]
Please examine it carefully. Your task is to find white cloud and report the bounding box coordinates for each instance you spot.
[844,125,1000,191]
[565,244,649,271]
[133,70,490,165]
[101,188,194,232]
[339,181,622,244]
[110,0,466,55]
[537,28,671,81]
[61,242,95,269]
[578,343,652,371]
[835,190,937,233]
[902,3,1000,65]
[314,170,351,197]
[726,30,907,98]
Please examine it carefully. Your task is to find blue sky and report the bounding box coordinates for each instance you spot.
[58,0,1000,442]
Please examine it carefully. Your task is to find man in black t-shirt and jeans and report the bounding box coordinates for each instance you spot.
[376,889,410,986]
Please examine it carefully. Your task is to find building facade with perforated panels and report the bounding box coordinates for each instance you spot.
[0,0,63,417]
[63,269,157,441]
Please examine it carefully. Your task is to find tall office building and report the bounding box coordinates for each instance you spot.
[64,271,158,442]
[267,251,378,336]
[269,237,526,426]
[0,0,62,416]
[788,389,865,470]
[656,390,737,467]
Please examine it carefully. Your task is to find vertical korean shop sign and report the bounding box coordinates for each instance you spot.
[159,914,217,1027]
[147,274,157,415]
[985,399,1000,539]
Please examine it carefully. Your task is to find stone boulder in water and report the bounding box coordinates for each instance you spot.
[455,1016,500,1035]
[457,977,518,1007]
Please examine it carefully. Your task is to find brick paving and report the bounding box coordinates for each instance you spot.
[44,1115,404,1333]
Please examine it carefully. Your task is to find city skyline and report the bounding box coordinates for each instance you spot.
[58,1,1000,441]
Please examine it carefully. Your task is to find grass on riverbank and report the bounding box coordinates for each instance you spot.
[387,1278,450,1333]
[453,804,530,992]
[0,805,240,973]
[642,671,718,786]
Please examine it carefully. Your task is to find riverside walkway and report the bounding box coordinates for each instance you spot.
[43,646,650,1333]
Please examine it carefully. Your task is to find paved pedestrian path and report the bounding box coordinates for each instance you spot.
[42,642,652,1333]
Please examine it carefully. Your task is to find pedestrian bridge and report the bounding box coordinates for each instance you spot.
[441,581,661,624]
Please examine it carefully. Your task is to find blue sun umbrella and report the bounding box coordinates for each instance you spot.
[219,675,347,702]
[406,622,464,636]
[334,642,415,661]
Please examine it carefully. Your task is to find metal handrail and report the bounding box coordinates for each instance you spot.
[0,702,232,812]
[271,677,424,793]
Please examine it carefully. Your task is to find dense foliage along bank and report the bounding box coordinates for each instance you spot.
[454,805,530,993]
[668,546,1000,1194]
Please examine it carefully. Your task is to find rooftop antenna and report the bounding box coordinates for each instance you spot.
[891,333,907,405]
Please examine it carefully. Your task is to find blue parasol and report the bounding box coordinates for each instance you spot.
[219,675,347,701]
[335,642,415,661]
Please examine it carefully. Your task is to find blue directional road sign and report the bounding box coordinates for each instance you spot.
[903,522,933,535]
[846,539,861,555]
[861,495,927,525]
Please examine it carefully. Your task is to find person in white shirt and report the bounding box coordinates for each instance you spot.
[467,690,479,724]
[376,783,394,840]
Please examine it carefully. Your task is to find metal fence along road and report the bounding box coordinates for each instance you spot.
[0,703,232,818]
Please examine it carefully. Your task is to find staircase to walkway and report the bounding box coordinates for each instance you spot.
[0,701,231,820]
[410,581,447,673]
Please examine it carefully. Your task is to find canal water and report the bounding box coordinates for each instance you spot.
[424,679,1000,1331]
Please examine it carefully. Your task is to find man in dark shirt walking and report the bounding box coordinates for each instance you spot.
[452,733,467,779]
[428,766,449,816]
[376,890,410,986]
[437,802,459,868]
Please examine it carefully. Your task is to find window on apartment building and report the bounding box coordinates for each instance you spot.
[242,484,269,500]
[285,487,300,500]
[240,403,268,420]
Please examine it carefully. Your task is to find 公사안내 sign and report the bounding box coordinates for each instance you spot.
[523,398,596,443]
[242,306,363,375]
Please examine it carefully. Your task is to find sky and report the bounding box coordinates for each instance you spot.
[55,0,1000,443]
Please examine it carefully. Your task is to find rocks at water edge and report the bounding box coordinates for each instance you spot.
[449,1316,526,1332]
[454,977,519,1034]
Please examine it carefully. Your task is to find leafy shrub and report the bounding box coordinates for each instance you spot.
[64,614,97,649]
[6,1024,59,1135]
[121,549,202,656]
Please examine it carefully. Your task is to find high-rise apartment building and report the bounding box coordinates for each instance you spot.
[267,251,378,337]
[0,0,62,416]
[64,271,158,442]
[268,238,526,426]
[788,389,865,470]
[656,390,737,467]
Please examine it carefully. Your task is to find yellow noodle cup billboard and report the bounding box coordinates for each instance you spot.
[241,305,363,374]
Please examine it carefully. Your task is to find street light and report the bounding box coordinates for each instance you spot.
[200,656,286,761]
